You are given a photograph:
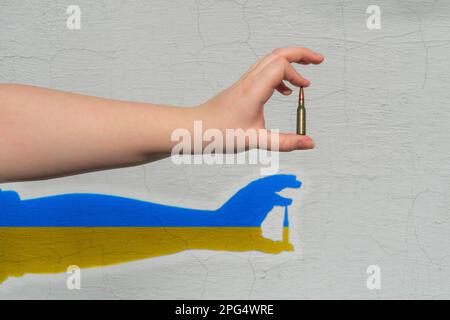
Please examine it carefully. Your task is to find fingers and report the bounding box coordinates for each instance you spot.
[251,174,301,192]
[250,47,324,76]
[275,82,293,95]
[272,193,293,207]
[239,47,324,84]
[272,47,324,65]
[258,58,311,90]
[249,54,313,98]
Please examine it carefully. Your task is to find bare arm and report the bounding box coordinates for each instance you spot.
[0,84,201,181]
[0,47,323,182]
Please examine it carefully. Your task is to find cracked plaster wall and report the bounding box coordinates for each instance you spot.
[1,0,450,299]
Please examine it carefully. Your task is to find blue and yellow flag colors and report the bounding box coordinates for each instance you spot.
[0,174,300,283]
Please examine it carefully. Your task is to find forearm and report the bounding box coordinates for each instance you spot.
[0,48,322,182]
[0,84,200,182]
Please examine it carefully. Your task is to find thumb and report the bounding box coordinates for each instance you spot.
[278,133,315,151]
[258,129,315,151]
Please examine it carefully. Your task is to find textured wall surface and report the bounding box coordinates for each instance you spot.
[1,0,450,299]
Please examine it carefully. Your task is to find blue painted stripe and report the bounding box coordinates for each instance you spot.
[0,174,300,227]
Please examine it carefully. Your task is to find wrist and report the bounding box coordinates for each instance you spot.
[135,104,204,156]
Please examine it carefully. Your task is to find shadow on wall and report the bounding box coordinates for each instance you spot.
[0,174,301,284]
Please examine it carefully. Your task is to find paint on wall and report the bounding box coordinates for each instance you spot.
[0,175,299,284]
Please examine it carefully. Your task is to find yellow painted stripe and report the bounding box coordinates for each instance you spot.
[0,227,292,284]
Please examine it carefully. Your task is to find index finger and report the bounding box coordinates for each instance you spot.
[249,47,324,76]
[272,47,325,65]
[250,174,302,192]
[239,47,324,83]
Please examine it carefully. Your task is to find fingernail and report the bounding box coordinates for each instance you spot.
[298,137,314,149]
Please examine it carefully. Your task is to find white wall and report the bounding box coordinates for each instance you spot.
[1,0,450,299]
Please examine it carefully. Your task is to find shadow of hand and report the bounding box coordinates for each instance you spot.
[215,174,301,227]
[0,174,303,283]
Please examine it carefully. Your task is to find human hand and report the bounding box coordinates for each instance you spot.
[0,48,323,182]
[197,47,324,152]
[215,174,301,227]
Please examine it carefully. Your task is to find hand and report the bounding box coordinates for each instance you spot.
[215,174,301,227]
[197,47,324,152]
[0,47,323,182]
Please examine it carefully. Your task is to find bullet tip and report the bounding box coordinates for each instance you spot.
[299,87,304,104]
